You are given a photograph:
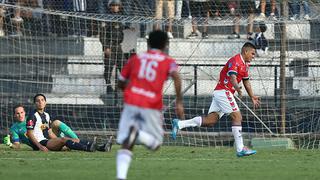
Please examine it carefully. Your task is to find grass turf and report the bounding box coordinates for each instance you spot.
[0,144,320,180]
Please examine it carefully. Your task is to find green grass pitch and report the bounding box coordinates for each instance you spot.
[1,144,320,180]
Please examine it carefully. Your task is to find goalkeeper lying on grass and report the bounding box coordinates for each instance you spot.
[3,102,112,152]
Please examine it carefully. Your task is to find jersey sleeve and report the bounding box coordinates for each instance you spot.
[10,127,20,143]
[26,113,36,130]
[226,58,238,76]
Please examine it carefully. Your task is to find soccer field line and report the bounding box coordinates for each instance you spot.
[0,157,281,162]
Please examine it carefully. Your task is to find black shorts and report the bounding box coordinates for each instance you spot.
[189,1,210,18]
[29,139,48,151]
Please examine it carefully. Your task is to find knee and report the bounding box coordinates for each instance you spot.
[51,120,61,129]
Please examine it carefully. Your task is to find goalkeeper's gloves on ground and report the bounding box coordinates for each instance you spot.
[3,135,13,147]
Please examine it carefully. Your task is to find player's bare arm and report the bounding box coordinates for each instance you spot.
[230,74,242,98]
[26,130,48,152]
[48,128,58,139]
[243,79,261,108]
[171,71,185,120]
[118,80,127,91]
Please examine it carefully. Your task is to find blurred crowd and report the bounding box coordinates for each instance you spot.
[0,0,313,38]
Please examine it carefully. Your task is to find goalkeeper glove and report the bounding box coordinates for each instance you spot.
[3,135,13,147]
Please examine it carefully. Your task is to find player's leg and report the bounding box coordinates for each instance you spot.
[62,137,97,152]
[45,138,66,151]
[51,120,79,139]
[221,91,256,157]
[137,108,163,151]
[96,136,113,152]
[116,105,138,180]
[171,94,221,139]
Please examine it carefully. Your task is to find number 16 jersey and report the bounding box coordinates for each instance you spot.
[119,49,178,110]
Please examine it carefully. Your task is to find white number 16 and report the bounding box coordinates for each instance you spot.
[138,59,158,81]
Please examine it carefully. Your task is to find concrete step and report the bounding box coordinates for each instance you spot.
[67,56,104,75]
[137,38,320,59]
[45,93,104,105]
[52,74,105,95]
[0,36,102,56]
[171,18,319,40]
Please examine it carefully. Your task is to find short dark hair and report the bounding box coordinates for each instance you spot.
[259,22,267,33]
[13,104,25,114]
[147,30,168,50]
[33,93,46,103]
[242,41,256,50]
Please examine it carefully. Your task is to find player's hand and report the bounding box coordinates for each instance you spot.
[175,101,185,120]
[251,96,261,109]
[39,145,49,152]
[104,48,111,57]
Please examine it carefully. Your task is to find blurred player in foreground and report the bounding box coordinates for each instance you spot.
[172,42,260,157]
[116,30,185,180]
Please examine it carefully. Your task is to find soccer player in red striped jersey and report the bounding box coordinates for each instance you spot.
[172,42,260,157]
[116,30,184,180]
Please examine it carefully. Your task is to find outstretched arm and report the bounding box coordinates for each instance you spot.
[26,130,48,152]
[171,71,185,120]
[243,79,261,108]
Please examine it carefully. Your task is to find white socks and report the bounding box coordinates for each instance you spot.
[232,126,244,152]
[137,130,160,150]
[116,149,132,180]
[178,116,202,129]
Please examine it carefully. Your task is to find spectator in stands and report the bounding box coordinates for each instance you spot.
[99,0,125,93]
[154,0,175,38]
[289,0,311,21]
[227,1,256,40]
[6,0,23,36]
[252,21,268,57]
[86,0,104,37]
[176,0,192,20]
[72,0,87,36]
[187,0,210,39]
[0,2,5,36]
[256,0,277,21]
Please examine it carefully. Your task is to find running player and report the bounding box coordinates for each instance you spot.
[172,42,260,157]
[116,30,185,180]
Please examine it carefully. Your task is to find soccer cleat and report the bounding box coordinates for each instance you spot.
[171,119,180,140]
[187,32,198,39]
[201,32,209,39]
[167,32,174,39]
[228,33,240,39]
[236,147,257,157]
[87,136,97,152]
[104,136,113,152]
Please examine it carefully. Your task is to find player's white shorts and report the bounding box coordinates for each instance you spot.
[116,104,164,145]
[208,89,239,117]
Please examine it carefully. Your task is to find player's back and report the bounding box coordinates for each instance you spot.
[120,49,178,110]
